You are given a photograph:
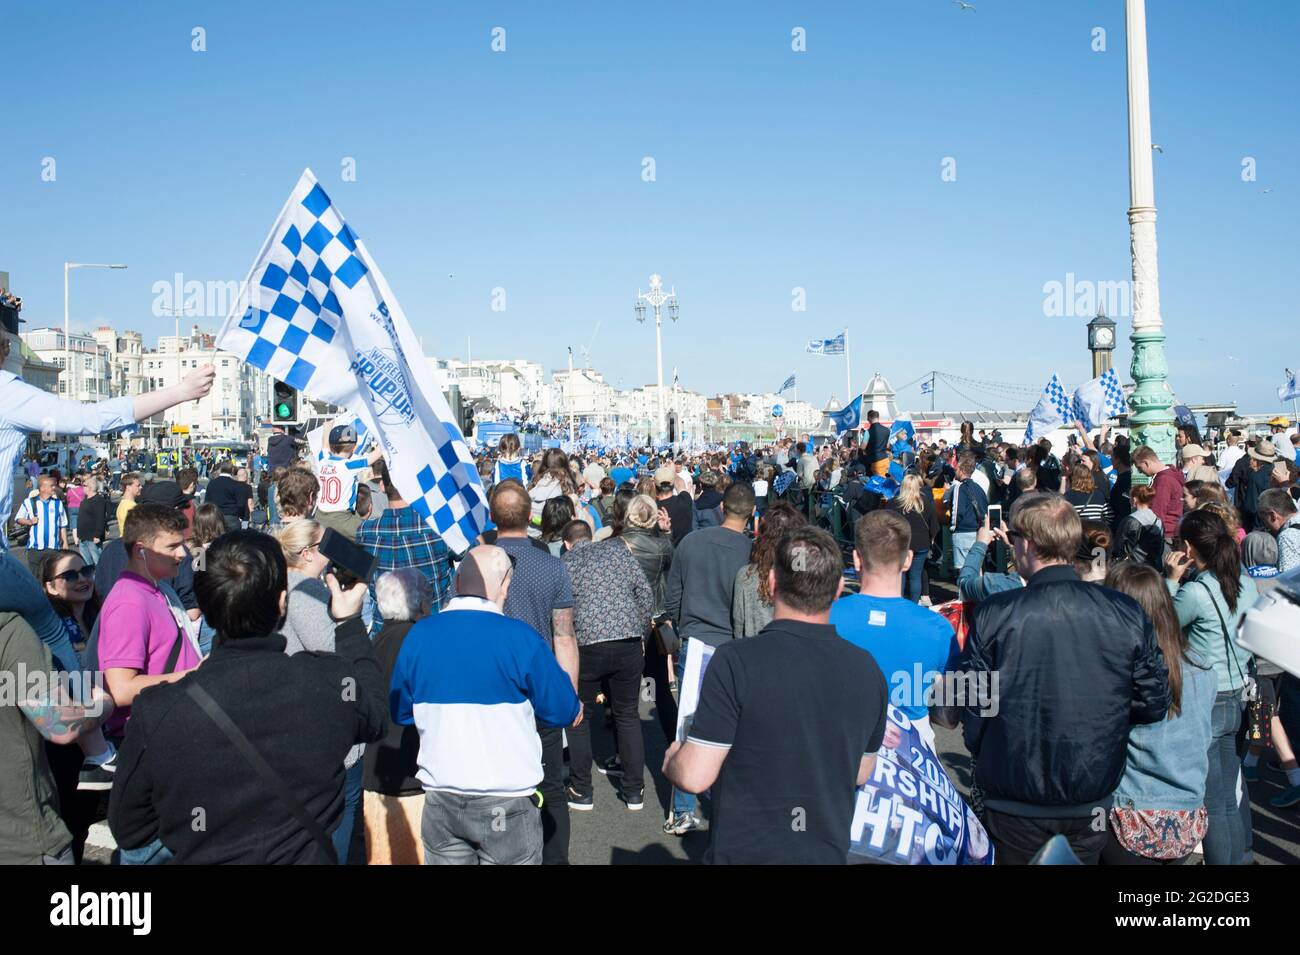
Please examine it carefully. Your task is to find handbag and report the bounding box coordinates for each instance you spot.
[651,614,681,657]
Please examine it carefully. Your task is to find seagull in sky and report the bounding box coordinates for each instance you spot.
[954,1,977,10]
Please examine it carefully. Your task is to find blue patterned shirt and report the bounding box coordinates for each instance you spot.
[357,504,454,616]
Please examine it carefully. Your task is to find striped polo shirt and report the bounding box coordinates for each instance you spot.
[19,495,67,551]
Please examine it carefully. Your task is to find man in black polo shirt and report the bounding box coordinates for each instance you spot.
[663,526,888,864]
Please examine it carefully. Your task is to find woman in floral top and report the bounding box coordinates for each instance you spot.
[1103,561,1215,864]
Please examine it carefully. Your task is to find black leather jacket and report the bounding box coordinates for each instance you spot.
[620,527,673,616]
[961,565,1170,816]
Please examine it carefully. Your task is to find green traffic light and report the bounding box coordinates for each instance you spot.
[275,402,291,419]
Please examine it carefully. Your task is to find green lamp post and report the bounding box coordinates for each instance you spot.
[1124,0,1177,471]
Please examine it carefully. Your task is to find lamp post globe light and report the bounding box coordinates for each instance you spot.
[1124,0,1177,468]
[634,273,678,444]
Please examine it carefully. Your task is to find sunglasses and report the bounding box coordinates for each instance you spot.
[51,565,95,583]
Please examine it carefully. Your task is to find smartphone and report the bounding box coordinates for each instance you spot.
[988,504,1003,530]
[318,528,378,588]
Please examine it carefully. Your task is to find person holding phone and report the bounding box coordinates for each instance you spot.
[1164,509,1258,865]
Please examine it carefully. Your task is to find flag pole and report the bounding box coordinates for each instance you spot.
[844,328,852,406]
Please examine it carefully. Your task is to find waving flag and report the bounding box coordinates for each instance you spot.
[828,394,863,434]
[1281,370,1300,403]
[217,169,489,554]
[1024,373,1072,444]
[807,332,846,355]
[1071,368,1128,431]
[920,380,933,395]
[779,372,796,394]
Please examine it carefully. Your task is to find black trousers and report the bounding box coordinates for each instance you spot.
[1100,830,1190,866]
[643,637,678,744]
[982,808,1108,865]
[536,725,569,865]
[567,639,646,799]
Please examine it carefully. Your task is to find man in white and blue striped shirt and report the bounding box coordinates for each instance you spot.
[16,475,67,572]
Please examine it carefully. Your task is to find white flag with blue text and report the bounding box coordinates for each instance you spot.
[217,169,489,554]
[1281,370,1300,403]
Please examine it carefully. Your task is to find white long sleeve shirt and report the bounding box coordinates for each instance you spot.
[0,371,135,545]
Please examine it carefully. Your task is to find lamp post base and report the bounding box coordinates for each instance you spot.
[1128,328,1177,476]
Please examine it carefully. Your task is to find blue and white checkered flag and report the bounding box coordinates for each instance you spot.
[1100,368,1126,418]
[1072,369,1128,431]
[1025,373,1072,443]
[218,169,489,554]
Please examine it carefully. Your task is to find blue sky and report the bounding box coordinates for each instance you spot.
[2,0,1296,415]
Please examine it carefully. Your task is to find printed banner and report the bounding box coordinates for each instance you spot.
[849,704,993,865]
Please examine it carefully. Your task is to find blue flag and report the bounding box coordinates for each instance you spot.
[828,394,862,434]
[807,333,846,356]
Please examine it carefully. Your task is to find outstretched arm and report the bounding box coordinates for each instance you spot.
[131,365,216,421]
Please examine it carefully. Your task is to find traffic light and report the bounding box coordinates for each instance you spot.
[272,380,300,425]
[666,411,678,445]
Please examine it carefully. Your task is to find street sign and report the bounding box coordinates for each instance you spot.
[171,425,190,434]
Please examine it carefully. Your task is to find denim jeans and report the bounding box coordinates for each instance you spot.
[332,760,365,864]
[0,552,80,673]
[115,837,173,865]
[951,532,977,573]
[1204,689,1251,865]
[902,549,928,602]
[421,790,542,865]
[198,619,217,657]
[79,540,102,569]
[567,638,646,800]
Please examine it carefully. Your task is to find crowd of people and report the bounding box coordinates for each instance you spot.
[4,343,1300,864]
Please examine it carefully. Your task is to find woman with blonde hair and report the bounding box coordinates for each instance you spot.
[886,473,938,602]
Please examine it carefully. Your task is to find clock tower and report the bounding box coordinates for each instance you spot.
[1087,307,1117,379]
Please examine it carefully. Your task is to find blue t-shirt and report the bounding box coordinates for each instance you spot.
[829,593,961,721]
[610,466,634,488]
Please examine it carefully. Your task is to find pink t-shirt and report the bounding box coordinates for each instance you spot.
[98,571,201,737]
[66,486,86,509]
